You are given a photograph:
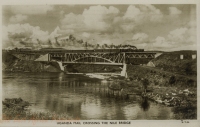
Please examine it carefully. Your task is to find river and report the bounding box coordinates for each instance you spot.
[2,72,175,120]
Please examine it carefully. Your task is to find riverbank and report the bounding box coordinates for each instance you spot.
[123,65,197,119]
[2,98,72,120]
[109,80,196,119]
[143,85,196,117]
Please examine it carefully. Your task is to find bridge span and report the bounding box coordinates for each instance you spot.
[8,49,159,77]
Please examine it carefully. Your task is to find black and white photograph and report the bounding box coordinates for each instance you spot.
[1,1,199,126]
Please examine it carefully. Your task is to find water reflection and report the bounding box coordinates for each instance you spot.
[139,97,150,111]
[2,72,174,120]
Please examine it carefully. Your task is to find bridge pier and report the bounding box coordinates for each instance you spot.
[120,64,128,78]
[57,61,65,71]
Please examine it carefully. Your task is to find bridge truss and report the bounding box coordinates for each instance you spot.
[49,52,156,65]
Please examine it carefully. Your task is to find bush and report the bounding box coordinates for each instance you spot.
[142,78,149,93]
[169,76,176,85]
[129,77,133,81]
[185,63,193,75]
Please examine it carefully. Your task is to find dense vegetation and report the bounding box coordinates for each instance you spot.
[126,65,197,119]
[127,65,196,88]
[151,51,197,76]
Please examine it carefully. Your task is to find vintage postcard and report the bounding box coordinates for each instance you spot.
[0,0,199,126]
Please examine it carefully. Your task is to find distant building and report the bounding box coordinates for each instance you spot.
[180,54,196,59]
[192,54,196,59]
[180,55,184,59]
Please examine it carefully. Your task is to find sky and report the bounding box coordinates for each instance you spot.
[2,4,196,51]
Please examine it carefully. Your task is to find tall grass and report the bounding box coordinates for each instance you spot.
[3,108,72,120]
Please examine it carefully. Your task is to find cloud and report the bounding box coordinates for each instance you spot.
[61,29,75,35]
[82,32,90,38]
[120,24,135,32]
[120,5,163,32]
[132,33,148,42]
[9,14,27,23]
[9,5,54,15]
[187,20,196,28]
[60,13,85,33]
[123,5,163,23]
[58,5,165,40]
[123,5,141,21]
[82,5,119,31]
[186,27,196,43]
[49,26,62,40]
[169,7,182,15]
[149,26,196,51]
[3,23,49,48]
[3,5,196,51]
[153,36,170,46]
[60,5,120,34]
[61,13,83,25]
[145,5,163,22]
[147,36,174,51]
[168,27,188,42]
[122,33,149,48]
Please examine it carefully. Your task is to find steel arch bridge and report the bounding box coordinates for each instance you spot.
[49,52,156,65]
[10,50,158,77]
[46,52,157,77]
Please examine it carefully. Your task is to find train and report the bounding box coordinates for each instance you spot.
[7,47,144,53]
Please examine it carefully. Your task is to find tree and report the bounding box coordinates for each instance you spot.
[142,78,149,94]
[187,79,195,87]
[140,97,150,111]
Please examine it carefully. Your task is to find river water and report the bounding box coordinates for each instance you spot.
[2,72,175,120]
